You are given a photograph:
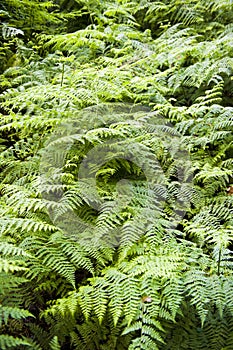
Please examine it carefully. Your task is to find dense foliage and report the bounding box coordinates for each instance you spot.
[0,0,233,349]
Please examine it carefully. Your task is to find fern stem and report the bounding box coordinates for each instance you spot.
[60,63,65,87]
[140,307,143,350]
[139,303,146,350]
[217,246,222,276]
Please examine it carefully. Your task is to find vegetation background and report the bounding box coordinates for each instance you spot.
[0,0,233,349]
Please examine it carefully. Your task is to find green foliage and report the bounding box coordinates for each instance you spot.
[0,0,60,73]
[0,0,233,349]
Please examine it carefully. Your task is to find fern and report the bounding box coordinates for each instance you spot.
[0,0,233,349]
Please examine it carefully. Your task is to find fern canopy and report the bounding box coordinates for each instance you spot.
[0,0,233,349]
